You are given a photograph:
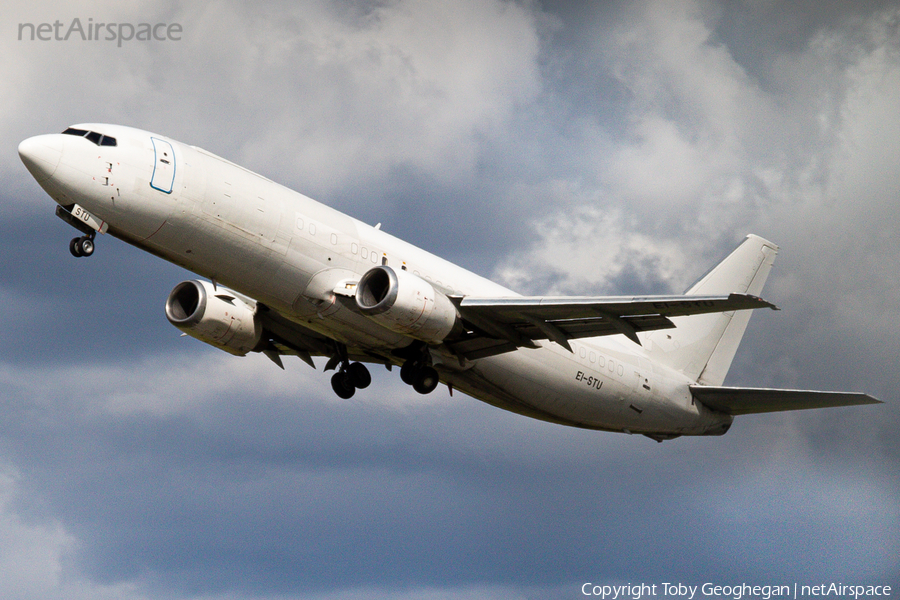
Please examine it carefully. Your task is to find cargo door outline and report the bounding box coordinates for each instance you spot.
[150,137,176,194]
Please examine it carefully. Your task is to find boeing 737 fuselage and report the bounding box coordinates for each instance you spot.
[18,124,879,441]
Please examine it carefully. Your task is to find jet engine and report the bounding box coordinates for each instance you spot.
[165,280,262,356]
[355,265,461,344]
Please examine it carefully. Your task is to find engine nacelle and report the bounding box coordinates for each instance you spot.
[165,280,262,356]
[355,266,460,344]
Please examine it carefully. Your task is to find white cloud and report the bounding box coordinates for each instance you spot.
[0,469,155,600]
[490,1,783,295]
[494,203,690,295]
[495,2,900,308]
[167,0,545,194]
[4,0,543,208]
[0,470,73,600]
[759,7,900,370]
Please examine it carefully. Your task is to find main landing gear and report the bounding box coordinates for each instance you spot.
[400,357,440,395]
[69,235,95,258]
[327,343,372,399]
[325,342,442,399]
[330,361,372,399]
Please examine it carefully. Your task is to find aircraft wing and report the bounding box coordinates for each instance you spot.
[689,385,881,415]
[447,293,775,360]
[253,307,334,369]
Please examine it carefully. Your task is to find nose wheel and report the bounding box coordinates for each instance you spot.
[69,235,95,257]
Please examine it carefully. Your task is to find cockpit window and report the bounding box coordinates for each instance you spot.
[61,127,117,147]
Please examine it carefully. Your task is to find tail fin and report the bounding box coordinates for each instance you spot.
[644,235,778,385]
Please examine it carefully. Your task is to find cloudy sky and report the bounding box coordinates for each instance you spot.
[2,0,899,598]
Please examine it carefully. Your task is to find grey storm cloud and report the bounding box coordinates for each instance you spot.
[1,1,898,599]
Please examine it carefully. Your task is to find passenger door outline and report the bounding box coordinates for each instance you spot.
[150,137,176,194]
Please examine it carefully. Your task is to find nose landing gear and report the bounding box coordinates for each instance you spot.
[56,205,106,258]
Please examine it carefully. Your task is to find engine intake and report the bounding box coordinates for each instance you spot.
[356,266,460,344]
[165,280,262,356]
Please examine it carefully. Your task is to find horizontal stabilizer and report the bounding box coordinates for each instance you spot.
[690,385,881,415]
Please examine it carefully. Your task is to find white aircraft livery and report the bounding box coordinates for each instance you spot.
[19,124,880,442]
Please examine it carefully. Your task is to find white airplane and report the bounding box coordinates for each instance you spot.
[19,124,879,441]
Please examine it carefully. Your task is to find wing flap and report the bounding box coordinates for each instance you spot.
[447,337,519,361]
[511,314,676,340]
[458,293,775,319]
[447,293,774,358]
[690,385,881,415]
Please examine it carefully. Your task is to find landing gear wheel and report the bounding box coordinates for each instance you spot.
[331,371,355,399]
[78,237,94,257]
[412,366,440,395]
[347,362,371,389]
[70,237,83,257]
[400,360,419,385]
[69,236,94,258]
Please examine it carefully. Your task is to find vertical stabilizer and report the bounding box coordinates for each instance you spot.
[643,235,778,385]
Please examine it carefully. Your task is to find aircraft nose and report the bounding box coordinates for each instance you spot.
[18,134,64,183]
